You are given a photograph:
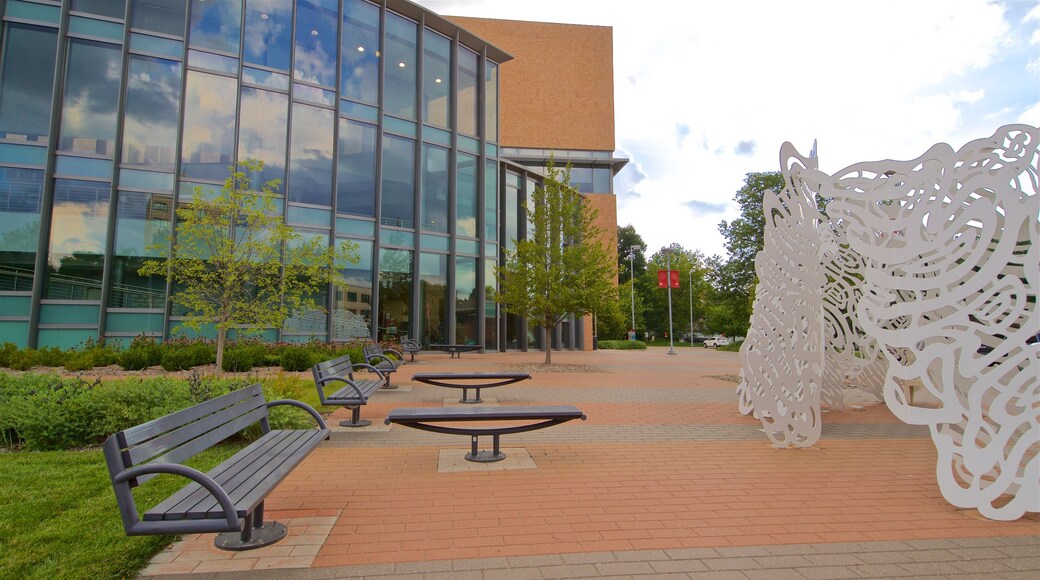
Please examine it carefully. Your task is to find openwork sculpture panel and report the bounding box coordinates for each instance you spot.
[739,124,1038,521]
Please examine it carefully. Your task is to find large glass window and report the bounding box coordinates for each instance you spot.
[378,247,412,342]
[288,103,334,206]
[333,239,372,339]
[294,0,337,87]
[59,39,122,157]
[188,0,241,54]
[380,134,414,228]
[456,256,477,345]
[423,29,451,129]
[485,61,498,142]
[72,0,127,18]
[421,144,448,233]
[0,169,44,291]
[243,0,291,70]
[0,24,58,143]
[238,87,288,186]
[569,166,593,193]
[418,252,446,344]
[456,153,477,237]
[131,0,186,36]
[484,256,497,350]
[336,118,377,217]
[504,171,520,250]
[384,12,417,120]
[181,71,237,180]
[341,0,380,105]
[45,180,111,300]
[122,55,181,169]
[456,47,478,136]
[484,159,497,241]
[109,191,171,308]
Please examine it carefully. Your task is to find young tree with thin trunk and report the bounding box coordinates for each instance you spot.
[139,160,357,374]
[495,160,616,364]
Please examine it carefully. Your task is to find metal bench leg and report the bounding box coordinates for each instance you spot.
[465,433,506,463]
[381,373,397,390]
[214,501,288,551]
[460,387,482,404]
[340,406,372,428]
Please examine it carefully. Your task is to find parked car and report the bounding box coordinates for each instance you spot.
[703,336,731,348]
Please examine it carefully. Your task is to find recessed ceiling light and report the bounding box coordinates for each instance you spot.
[310,29,319,36]
[435,78,442,83]
[259,12,269,20]
[357,46,365,52]
[398,62,406,68]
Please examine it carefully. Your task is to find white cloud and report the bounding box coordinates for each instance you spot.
[415,0,1037,258]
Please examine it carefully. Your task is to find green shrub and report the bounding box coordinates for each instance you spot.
[279,346,317,372]
[8,349,37,371]
[34,347,67,367]
[62,352,97,372]
[597,340,648,350]
[718,340,744,352]
[160,341,214,371]
[160,348,196,371]
[0,342,17,368]
[221,347,255,373]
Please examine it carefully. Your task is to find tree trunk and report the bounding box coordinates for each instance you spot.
[543,324,552,365]
[215,327,226,377]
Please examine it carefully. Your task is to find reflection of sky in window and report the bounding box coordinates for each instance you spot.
[114,191,171,257]
[122,56,181,168]
[294,0,337,87]
[0,169,44,254]
[456,48,478,136]
[0,24,58,141]
[422,144,448,232]
[49,179,110,265]
[239,87,288,185]
[456,153,477,237]
[181,71,238,180]
[60,39,122,156]
[189,0,242,54]
[243,0,291,70]
[288,103,334,206]
[336,118,377,217]
[423,30,451,128]
[341,0,379,104]
[70,0,126,19]
[384,12,417,119]
[455,257,476,300]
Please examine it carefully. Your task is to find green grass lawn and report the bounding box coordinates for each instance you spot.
[0,445,241,579]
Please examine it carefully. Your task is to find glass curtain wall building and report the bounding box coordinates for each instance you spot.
[0,0,514,349]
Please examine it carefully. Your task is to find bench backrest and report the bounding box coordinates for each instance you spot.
[103,384,271,487]
[362,343,383,359]
[311,354,356,404]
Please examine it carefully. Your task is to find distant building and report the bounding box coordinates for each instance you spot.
[0,0,624,351]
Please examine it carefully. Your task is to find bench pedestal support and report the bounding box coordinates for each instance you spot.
[214,505,288,551]
[466,434,505,462]
[340,406,372,427]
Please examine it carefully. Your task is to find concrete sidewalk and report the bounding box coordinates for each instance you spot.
[141,348,1040,579]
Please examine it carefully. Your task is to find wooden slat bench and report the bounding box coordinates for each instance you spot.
[412,372,530,403]
[385,405,586,463]
[429,344,484,358]
[103,384,329,551]
[362,343,405,388]
[312,353,387,427]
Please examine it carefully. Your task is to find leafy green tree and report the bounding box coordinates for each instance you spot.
[716,171,783,294]
[495,160,616,364]
[643,245,712,341]
[617,224,647,280]
[139,160,357,374]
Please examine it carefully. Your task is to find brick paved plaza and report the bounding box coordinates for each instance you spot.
[141,347,1040,579]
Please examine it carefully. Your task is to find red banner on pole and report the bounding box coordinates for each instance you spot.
[657,270,680,288]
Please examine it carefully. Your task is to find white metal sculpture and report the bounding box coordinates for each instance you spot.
[739,124,1039,521]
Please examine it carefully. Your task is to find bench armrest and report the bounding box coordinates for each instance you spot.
[401,339,421,349]
[267,399,328,429]
[349,362,387,379]
[381,347,404,359]
[114,463,240,531]
[367,352,401,365]
[316,374,366,400]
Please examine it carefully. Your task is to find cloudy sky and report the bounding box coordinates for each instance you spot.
[414,0,1039,259]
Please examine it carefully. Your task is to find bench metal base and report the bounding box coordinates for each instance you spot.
[467,434,505,462]
[214,521,287,551]
[339,418,372,427]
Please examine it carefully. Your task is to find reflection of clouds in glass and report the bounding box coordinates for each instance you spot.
[288,104,334,205]
[293,40,336,86]
[239,88,288,182]
[293,0,337,86]
[60,40,122,154]
[181,72,237,175]
[189,0,243,54]
[49,197,109,265]
[244,0,292,69]
[457,216,477,237]
[122,56,181,166]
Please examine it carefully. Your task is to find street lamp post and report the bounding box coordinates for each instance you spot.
[689,269,694,344]
[628,247,640,340]
[665,248,676,355]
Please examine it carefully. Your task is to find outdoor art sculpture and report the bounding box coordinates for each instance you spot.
[738,124,1039,521]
